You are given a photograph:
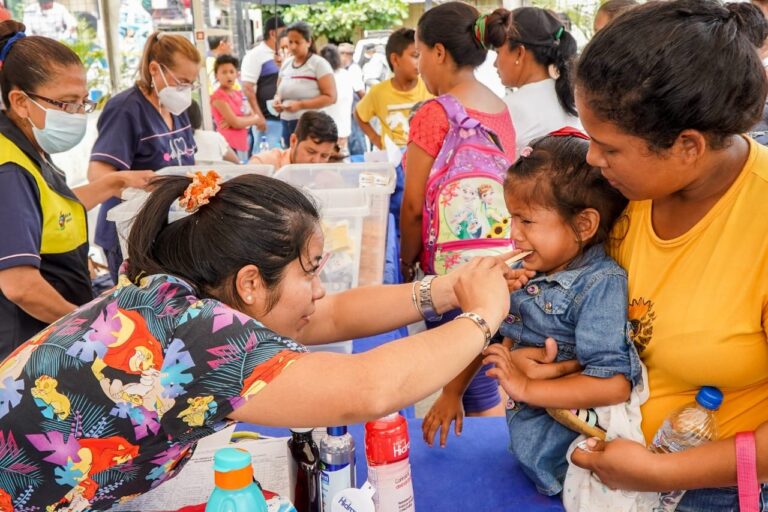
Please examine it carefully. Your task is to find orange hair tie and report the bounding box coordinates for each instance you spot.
[179,170,221,213]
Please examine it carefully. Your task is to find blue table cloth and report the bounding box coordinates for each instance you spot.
[238,417,564,511]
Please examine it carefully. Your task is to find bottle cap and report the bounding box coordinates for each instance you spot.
[695,386,723,410]
[327,426,347,436]
[213,447,254,490]
[365,414,409,465]
[289,427,314,433]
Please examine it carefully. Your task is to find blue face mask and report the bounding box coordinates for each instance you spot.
[27,97,87,154]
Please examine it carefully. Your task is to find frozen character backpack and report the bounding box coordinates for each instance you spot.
[421,95,514,275]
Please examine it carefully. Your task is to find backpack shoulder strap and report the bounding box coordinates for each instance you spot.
[434,94,480,130]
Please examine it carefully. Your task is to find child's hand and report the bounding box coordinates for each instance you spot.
[422,391,465,448]
[509,337,582,380]
[495,251,536,291]
[254,115,266,132]
[218,119,231,130]
[483,344,530,402]
[506,268,536,292]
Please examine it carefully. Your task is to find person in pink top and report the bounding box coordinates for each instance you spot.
[210,54,261,162]
[400,1,517,439]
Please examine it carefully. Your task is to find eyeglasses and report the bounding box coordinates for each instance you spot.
[25,92,97,114]
[307,251,331,278]
[162,65,200,92]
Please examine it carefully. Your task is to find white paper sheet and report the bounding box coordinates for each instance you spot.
[111,428,291,511]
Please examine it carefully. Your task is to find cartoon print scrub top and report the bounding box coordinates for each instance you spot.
[0,272,304,511]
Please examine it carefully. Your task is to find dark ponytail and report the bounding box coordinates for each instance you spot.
[576,0,768,150]
[552,31,577,117]
[417,2,487,69]
[485,8,513,49]
[505,7,578,116]
[725,1,768,47]
[127,174,320,311]
[0,20,82,108]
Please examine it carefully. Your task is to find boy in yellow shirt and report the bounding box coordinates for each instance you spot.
[355,28,432,149]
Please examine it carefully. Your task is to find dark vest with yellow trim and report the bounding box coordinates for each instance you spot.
[0,131,93,358]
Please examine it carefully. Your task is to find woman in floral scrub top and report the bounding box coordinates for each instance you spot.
[0,172,518,510]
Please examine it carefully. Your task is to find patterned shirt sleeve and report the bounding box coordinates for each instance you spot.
[160,298,306,439]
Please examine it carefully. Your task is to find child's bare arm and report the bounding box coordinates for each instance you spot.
[354,110,382,149]
[422,354,484,447]
[211,99,259,130]
[484,344,631,409]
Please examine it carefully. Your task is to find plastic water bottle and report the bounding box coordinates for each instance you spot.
[289,428,321,512]
[649,386,723,511]
[319,426,356,512]
[258,135,270,153]
[206,447,268,512]
[364,413,415,512]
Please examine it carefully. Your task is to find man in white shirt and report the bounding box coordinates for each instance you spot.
[361,44,389,89]
[23,0,77,41]
[341,42,367,156]
[241,16,285,152]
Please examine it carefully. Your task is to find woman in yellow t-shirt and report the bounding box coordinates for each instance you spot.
[557,0,768,509]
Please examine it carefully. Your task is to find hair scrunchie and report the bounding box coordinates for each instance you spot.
[0,32,26,70]
[474,15,489,49]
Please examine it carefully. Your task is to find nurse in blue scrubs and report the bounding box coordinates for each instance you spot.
[88,31,202,281]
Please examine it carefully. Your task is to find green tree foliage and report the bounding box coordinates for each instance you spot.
[281,0,409,42]
[532,0,599,44]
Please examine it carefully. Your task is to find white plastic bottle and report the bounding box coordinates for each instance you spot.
[365,413,415,512]
[319,426,356,512]
[649,386,723,511]
[258,135,270,153]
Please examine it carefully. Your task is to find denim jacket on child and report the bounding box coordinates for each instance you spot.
[499,244,642,496]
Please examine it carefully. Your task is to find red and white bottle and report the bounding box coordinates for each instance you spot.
[364,413,415,512]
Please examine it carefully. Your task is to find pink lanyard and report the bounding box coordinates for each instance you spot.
[736,431,760,512]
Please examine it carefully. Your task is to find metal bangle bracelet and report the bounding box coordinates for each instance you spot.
[456,311,493,350]
[411,280,421,317]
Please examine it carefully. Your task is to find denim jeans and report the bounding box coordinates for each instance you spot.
[251,119,283,155]
[675,485,768,511]
[281,119,299,150]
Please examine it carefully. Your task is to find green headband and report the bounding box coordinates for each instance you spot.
[474,15,488,49]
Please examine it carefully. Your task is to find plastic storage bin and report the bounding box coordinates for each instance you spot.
[107,164,274,256]
[274,162,396,288]
[302,189,369,355]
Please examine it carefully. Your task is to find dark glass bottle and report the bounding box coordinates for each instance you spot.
[288,428,321,512]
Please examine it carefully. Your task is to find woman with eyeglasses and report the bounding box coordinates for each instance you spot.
[0,20,154,359]
[0,170,529,509]
[88,31,202,283]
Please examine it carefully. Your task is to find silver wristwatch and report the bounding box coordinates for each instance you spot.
[417,275,442,322]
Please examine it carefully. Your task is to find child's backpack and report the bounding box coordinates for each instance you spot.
[420,95,514,275]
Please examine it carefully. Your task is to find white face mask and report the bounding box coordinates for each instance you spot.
[156,67,192,116]
[27,98,87,154]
